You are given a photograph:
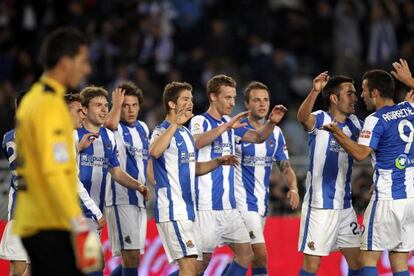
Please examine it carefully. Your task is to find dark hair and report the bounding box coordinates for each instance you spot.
[64,93,81,104]
[117,82,144,108]
[393,77,411,103]
[15,90,28,108]
[163,81,192,112]
[321,75,354,107]
[80,86,109,107]
[244,81,270,103]
[207,74,236,101]
[362,69,395,99]
[40,27,87,70]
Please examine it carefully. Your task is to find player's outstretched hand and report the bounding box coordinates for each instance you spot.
[97,216,106,230]
[175,102,194,125]
[391,58,412,85]
[287,190,300,210]
[71,216,103,274]
[268,105,287,124]
[313,71,329,93]
[321,120,340,134]
[138,184,149,201]
[226,111,250,129]
[77,132,99,152]
[218,155,239,166]
[111,87,125,108]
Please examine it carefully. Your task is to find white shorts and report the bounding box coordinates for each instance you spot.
[0,220,29,262]
[361,198,414,252]
[240,211,266,244]
[156,220,202,264]
[298,205,360,256]
[197,209,251,253]
[106,205,147,256]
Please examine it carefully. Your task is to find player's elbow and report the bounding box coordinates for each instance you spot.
[296,111,308,123]
[149,147,161,159]
[353,152,368,162]
[104,120,117,131]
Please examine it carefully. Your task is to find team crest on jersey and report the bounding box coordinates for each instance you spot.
[105,143,112,150]
[192,123,202,133]
[307,241,315,250]
[249,231,256,240]
[124,236,132,244]
[186,240,194,248]
[395,154,408,170]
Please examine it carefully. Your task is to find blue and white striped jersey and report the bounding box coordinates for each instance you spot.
[304,110,362,209]
[151,120,196,223]
[234,120,289,216]
[190,113,248,210]
[358,102,414,200]
[106,120,149,207]
[2,129,17,221]
[74,127,120,215]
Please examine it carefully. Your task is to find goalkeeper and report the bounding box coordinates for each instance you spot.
[13,27,101,276]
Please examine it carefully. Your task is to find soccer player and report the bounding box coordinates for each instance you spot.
[0,92,29,276]
[234,81,300,276]
[297,72,362,276]
[103,83,149,276]
[322,67,414,276]
[75,86,148,231]
[13,27,101,276]
[149,81,239,276]
[65,93,106,231]
[189,74,287,275]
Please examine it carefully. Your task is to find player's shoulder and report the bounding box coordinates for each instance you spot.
[138,120,150,134]
[347,114,363,129]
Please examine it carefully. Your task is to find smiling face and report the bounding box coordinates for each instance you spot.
[121,95,140,125]
[211,85,236,116]
[83,96,109,127]
[335,82,358,115]
[245,89,270,120]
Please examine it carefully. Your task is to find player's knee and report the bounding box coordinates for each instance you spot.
[303,256,321,273]
[10,261,28,276]
[235,244,254,267]
[122,250,141,267]
[202,253,212,271]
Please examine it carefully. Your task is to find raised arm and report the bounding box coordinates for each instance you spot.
[105,88,125,131]
[242,105,287,143]
[297,71,329,131]
[193,111,249,149]
[392,58,414,89]
[150,103,193,158]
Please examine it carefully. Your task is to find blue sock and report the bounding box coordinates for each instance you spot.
[299,268,315,276]
[168,270,179,276]
[122,267,138,276]
[221,263,230,275]
[111,265,123,276]
[252,267,268,275]
[88,272,103,276]
[224,261,247,276]
[348,268,360,276]
[360,266,378,276]
[393,271,410,276]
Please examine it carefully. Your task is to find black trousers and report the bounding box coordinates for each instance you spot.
[22,230,85,276]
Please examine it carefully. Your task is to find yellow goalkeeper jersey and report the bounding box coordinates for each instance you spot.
[13,75,82,237]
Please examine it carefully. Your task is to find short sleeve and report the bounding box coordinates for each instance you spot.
[150,126,167,145]
[274,130,289,161]
[190,115,207,135]
[358,115,382,150]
